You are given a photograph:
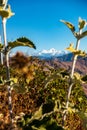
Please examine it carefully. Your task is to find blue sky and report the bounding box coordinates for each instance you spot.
[0,0,87,54]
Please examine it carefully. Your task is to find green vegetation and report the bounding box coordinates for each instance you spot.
[0,56,87,129]
[0,0,36,129]
[60,17,87,122]
[0,1,87,130]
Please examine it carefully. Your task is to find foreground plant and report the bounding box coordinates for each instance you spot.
[0,0,36,129]
[60,17,87,123]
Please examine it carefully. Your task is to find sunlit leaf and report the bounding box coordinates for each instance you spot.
[10,77,18,84]
[33,105,42,119]
[35,126,46,130]
[67,107,75,114]
[78,97,83,102]
[78,17,87,30]
[60,19,75,32]
[7,37,36,51]
[66,44,86,56]
[26,78,31,84]
[74,73,81,80]
[66,43,76,53]
[79,30,87,39]
[0,5,14,18]
[74,50,86,57]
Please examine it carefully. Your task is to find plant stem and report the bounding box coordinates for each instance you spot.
[63,30,82,123]
[0,53,3,64]
[2,0,8,9]
[71,39,80,78]
[2,17,14,129]
[0,35,3,64]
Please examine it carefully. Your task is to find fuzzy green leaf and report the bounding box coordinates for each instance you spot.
[0,5,14,18]
[78,17,87,30]
[66,43,75,53]
[66,44,86,56]
[7,37,36,51]
[33,105,43,119]
[60,20,75,32]
[74,50,86,57]
[79,31,87,39]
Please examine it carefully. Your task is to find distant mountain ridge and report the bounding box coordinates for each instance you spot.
[33,48,68,59]
[44,53,87,75]
[10,49,87,75]
[33,49,87,75]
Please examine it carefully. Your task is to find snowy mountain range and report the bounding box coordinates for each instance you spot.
[34,48,68,58]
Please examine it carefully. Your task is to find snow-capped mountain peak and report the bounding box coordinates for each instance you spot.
[39,48,57,55]
[35,48,68,58]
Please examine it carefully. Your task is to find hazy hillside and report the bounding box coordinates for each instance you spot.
[33,53,87,75]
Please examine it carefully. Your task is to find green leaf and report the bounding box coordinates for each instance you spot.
[60,19,75,32]
[66,44,86,56]
[37,126,46,130]
[66,43,76,53]
[0,43,3,51]
[7,37,36,51]
[12,83,28,94]
[78,17,87,30]
[79,30,87,39]
[33,105,43,119]
[67,107,75,114]
[0,5,14,18]
[74,50,86,57]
